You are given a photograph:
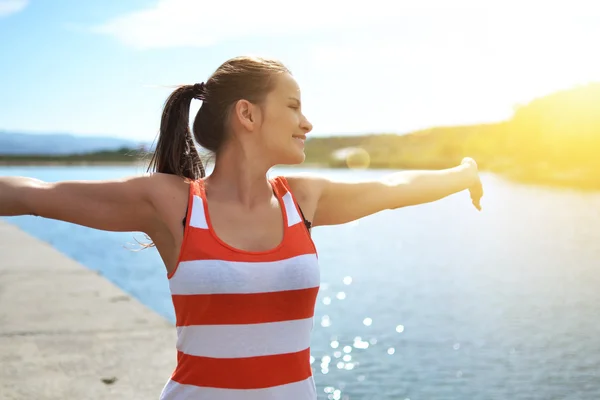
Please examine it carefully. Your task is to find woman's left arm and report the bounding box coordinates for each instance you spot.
[296,158,483,227]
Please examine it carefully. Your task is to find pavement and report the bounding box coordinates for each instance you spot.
[0,219,177,400]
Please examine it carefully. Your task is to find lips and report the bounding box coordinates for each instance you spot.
[292,135,306,140]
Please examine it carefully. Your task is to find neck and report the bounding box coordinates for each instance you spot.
[205,141,274,207]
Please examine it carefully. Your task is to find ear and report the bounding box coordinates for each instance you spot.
[233,99,259,132]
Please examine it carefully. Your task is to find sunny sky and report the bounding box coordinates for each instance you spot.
[1,0,599,143]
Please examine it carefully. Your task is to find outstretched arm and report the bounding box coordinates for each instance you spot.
[297,158,483,227]
[0,175,161,234]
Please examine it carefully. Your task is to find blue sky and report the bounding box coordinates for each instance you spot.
[1,0,599,143]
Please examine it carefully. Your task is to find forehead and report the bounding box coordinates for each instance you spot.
[271,73,301,99]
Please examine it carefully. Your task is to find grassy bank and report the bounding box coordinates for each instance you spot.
[303,82,600,191]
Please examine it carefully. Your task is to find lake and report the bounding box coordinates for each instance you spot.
[2,165,600,400]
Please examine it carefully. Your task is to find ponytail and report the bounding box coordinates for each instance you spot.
[147,84,206,180]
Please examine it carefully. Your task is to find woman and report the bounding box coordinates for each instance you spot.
[0,56,483,399]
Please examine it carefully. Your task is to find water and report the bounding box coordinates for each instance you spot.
[2,165,600,400]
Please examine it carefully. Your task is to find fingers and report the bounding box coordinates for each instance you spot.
[470,183,483,211]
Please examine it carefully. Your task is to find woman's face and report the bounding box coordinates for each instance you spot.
[256,73,313,165]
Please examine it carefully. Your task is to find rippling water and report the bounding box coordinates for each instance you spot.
[2,165,600,400]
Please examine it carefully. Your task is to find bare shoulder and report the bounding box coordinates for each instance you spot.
[145,172,190,194]
[281,173,329,221]
[145,172,191,212]
[282,173,327,201]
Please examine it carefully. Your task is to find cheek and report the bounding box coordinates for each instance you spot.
[258,121,284,149]
[259,107,298,147]
[262,114,289,141]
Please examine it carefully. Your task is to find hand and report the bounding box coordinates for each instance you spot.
[461,157,483,211]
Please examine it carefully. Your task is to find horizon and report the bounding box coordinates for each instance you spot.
[2,0,600,141]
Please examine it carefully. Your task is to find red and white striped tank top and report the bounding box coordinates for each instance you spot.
[160,176,320,400]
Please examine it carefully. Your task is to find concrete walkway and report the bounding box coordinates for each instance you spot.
[0,220,177,400]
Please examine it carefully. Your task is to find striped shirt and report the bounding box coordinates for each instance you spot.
[159,176,320,399]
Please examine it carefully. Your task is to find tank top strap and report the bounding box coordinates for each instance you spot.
[269,176,313,234]
[269,175,286,196]
[181,178,205,229]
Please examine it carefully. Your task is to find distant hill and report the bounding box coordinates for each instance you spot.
[304,82,600,190]
[0,131,150,155]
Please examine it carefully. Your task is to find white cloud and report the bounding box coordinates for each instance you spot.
[93,0,600,49]
[0,0,28,18]
[93,0,488,49]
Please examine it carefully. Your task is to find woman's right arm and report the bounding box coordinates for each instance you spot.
[0,175,161,234]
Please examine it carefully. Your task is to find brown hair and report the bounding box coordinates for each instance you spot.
[147,56,290,179]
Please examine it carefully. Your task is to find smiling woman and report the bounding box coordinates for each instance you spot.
[0,55,483,400]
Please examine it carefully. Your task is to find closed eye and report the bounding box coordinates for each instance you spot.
[288,97,302,110]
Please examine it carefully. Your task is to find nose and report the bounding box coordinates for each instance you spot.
[300,115,313,134]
